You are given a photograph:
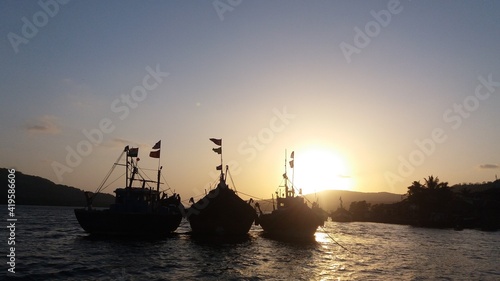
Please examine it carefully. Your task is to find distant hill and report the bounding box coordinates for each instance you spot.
[451,181,500,193]
[0,168,115,207]
[304,189,403,212]
[255,189,403,213]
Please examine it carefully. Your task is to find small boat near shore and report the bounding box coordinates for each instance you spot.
[186,138,257,236]
[74,143,184,236]
[330,197,353,222]
[255,151,323,240]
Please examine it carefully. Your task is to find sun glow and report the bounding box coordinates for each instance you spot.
[290,148,353,195]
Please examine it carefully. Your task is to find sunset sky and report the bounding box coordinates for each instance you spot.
[1,1,499,202]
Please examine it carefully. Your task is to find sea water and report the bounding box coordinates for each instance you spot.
[2,205,499,280]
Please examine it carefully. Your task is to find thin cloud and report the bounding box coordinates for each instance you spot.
[107,138,149,149]
[479,164,499,169]
[111,138,133,146]
[25,115,61,135]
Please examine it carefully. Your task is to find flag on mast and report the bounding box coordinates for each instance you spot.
[152,140,161,150]
[149,140,161,158]
[212,147,222,154]
[289,151,294,168]
[127,147,139,157]
[149,150,160,158]
[210,138,222,146]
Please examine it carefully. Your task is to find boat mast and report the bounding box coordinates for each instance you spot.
[156,144,161,194]
[291,151,295,197]
[284,149,289,198]
[148,140,162,195]
[125,145,129,188]
[128,160,137,188]
[210,138,224,184]
[157,166,162,194]
[220,142,224,182]
[124,146,138,188]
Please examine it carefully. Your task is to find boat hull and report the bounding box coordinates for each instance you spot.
[74,209,182,236]
[330,208,353,222]
[186,187,256,236]
[257,204,322,240]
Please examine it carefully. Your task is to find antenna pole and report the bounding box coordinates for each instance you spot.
[284,149,289,198]
[157,140,161,192]
[125,146,129,188]
[292,152,295,196]
[157,166,162,195]
[221,143,224,181]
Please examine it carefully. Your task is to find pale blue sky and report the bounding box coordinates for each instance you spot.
[1,0,499,200]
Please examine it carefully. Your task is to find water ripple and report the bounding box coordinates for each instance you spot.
[4,206,500,280]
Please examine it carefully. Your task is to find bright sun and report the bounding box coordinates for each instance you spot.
[290,148,353,195]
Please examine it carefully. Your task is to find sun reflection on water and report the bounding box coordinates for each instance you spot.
[14,206,500,280]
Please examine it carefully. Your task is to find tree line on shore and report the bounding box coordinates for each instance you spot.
[3,167,499,231]
[331,176,500,231]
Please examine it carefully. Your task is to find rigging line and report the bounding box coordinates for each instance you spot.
[183,189,212,204]
[183,176,221,204]
[219,170,267,201]
[100,173,126,191]
[227,168,237,193]
[158,186,172,193]
[184,174,230,204]
[161,173,175,194]
[285,179,352,253]
[207,176,220,191]
[236,190,269,201]
[280,175,353,253]
[285,178,312,202]
[93,150,125,197]
[97,152,123,191]
[137,167,157,172]
[136,167,151,182]
[319,225,352,254]
[135,166,160,190]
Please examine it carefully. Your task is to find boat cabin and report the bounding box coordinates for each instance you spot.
[276,196,305,209]
[111,187,159,213]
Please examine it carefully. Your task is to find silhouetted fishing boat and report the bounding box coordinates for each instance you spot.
[74,142,183,236]
[255,151,323,240]
[312,201,328,225]
[186,138,257,236]
[330,197,352,222]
